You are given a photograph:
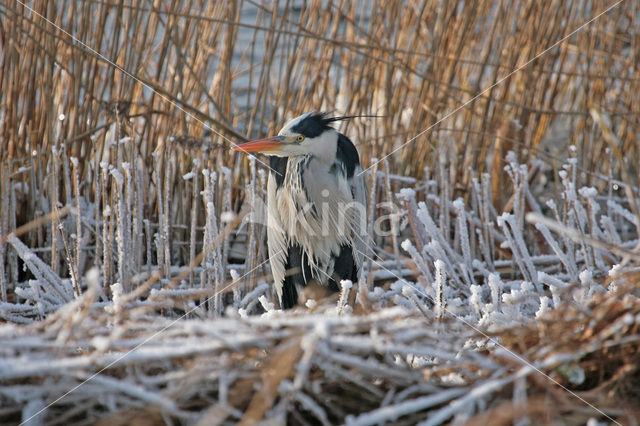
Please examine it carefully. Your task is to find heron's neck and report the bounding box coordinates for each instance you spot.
[308,130,338,165]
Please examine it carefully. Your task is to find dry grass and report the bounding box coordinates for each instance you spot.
[2,1,639,193]
[1,0,640,424]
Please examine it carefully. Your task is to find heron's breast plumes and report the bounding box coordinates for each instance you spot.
[274,156,364,282]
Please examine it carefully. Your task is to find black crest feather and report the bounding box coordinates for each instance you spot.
[291,112,383,138]
[324,114,384,123]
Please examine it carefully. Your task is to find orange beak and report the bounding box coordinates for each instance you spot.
[232,136,286,153]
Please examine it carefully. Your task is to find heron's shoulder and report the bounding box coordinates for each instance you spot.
[336,133,360,178]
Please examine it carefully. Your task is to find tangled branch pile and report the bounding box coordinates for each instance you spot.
[1,277,639,425]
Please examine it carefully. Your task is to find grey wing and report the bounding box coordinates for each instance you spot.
[350,165,368,273]
[266,173,288,304]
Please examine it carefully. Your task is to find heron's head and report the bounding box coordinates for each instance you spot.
[233,112,339,159]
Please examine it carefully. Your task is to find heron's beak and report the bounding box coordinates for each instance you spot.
[232,136,287,153]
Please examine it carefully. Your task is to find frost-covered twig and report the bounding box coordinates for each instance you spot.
[8,235,72,304]
[527,213,640,261]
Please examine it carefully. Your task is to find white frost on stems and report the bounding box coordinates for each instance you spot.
[560,170,594,270]
[560,177,587,232]
[154,233,164,273]
[109,169,123,185]
[497,213,540,291]
[22,398,46,426]
[471,259,492,280]
[578,186,597,199]
[417,202,463,267]
[417,200,466,292]
[502,281,535,315]
[547,198,578,272]
[258,295,275,313]
[202,170,222,315]
[549,284,562,308]
[365,159,378,290]
[134,168,145,273]
[579,186,606,269]
[239,282,270,310]
[453,199,473,286]
[513,375,530,426]
[600,215,622,246]
[123,163,134,280]
[221,167,233,282]
[402,285,432,319]
[188,162,200,286]
[8,236,72,303]
[423,240,465,293]
[109,282,124,314]
[292,388,331,426]
[337,280,353,315]
[398,188,416,199]
[469,285,483,318]
[108,136,132,146]
[71,157,83,289]
[399,190,430,261]
[535,296,551,319]
[437,144,451,241]
[0,217,6,302]
[538,271,568,290]
[110,169,128,288]
[434,260,446,320]
[383,161,402,276]
[534,223,578,280]
[607,264,623,293]
[294,322,328,390]
[418,373,524,426]
[476,228,493,273]
[93,155,103,267]
[504,157,526,229]
[579,270,594,288]
[345,388,466,426]
[481,173,496,262]
[243,157,258,302]
[401,239,434,285]
[488,273,502,312]
[162,152,172,280]
[87,373,181,414]
[607,199,637,225]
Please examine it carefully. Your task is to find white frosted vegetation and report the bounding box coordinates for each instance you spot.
[0,152,638,425]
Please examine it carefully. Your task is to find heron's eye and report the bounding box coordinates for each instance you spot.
[296,135,305,143]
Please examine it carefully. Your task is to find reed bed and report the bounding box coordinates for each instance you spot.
[1,0,639,424]
[1,281,638,425]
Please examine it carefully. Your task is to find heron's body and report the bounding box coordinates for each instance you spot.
[234,112,367,309]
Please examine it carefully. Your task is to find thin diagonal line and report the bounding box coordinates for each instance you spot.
[19,251,279,426]
[355,247,622,425]
[10,0,280,176]
[360,0,625,177]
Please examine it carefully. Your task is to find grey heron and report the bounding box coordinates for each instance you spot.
[234,112,368,309]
